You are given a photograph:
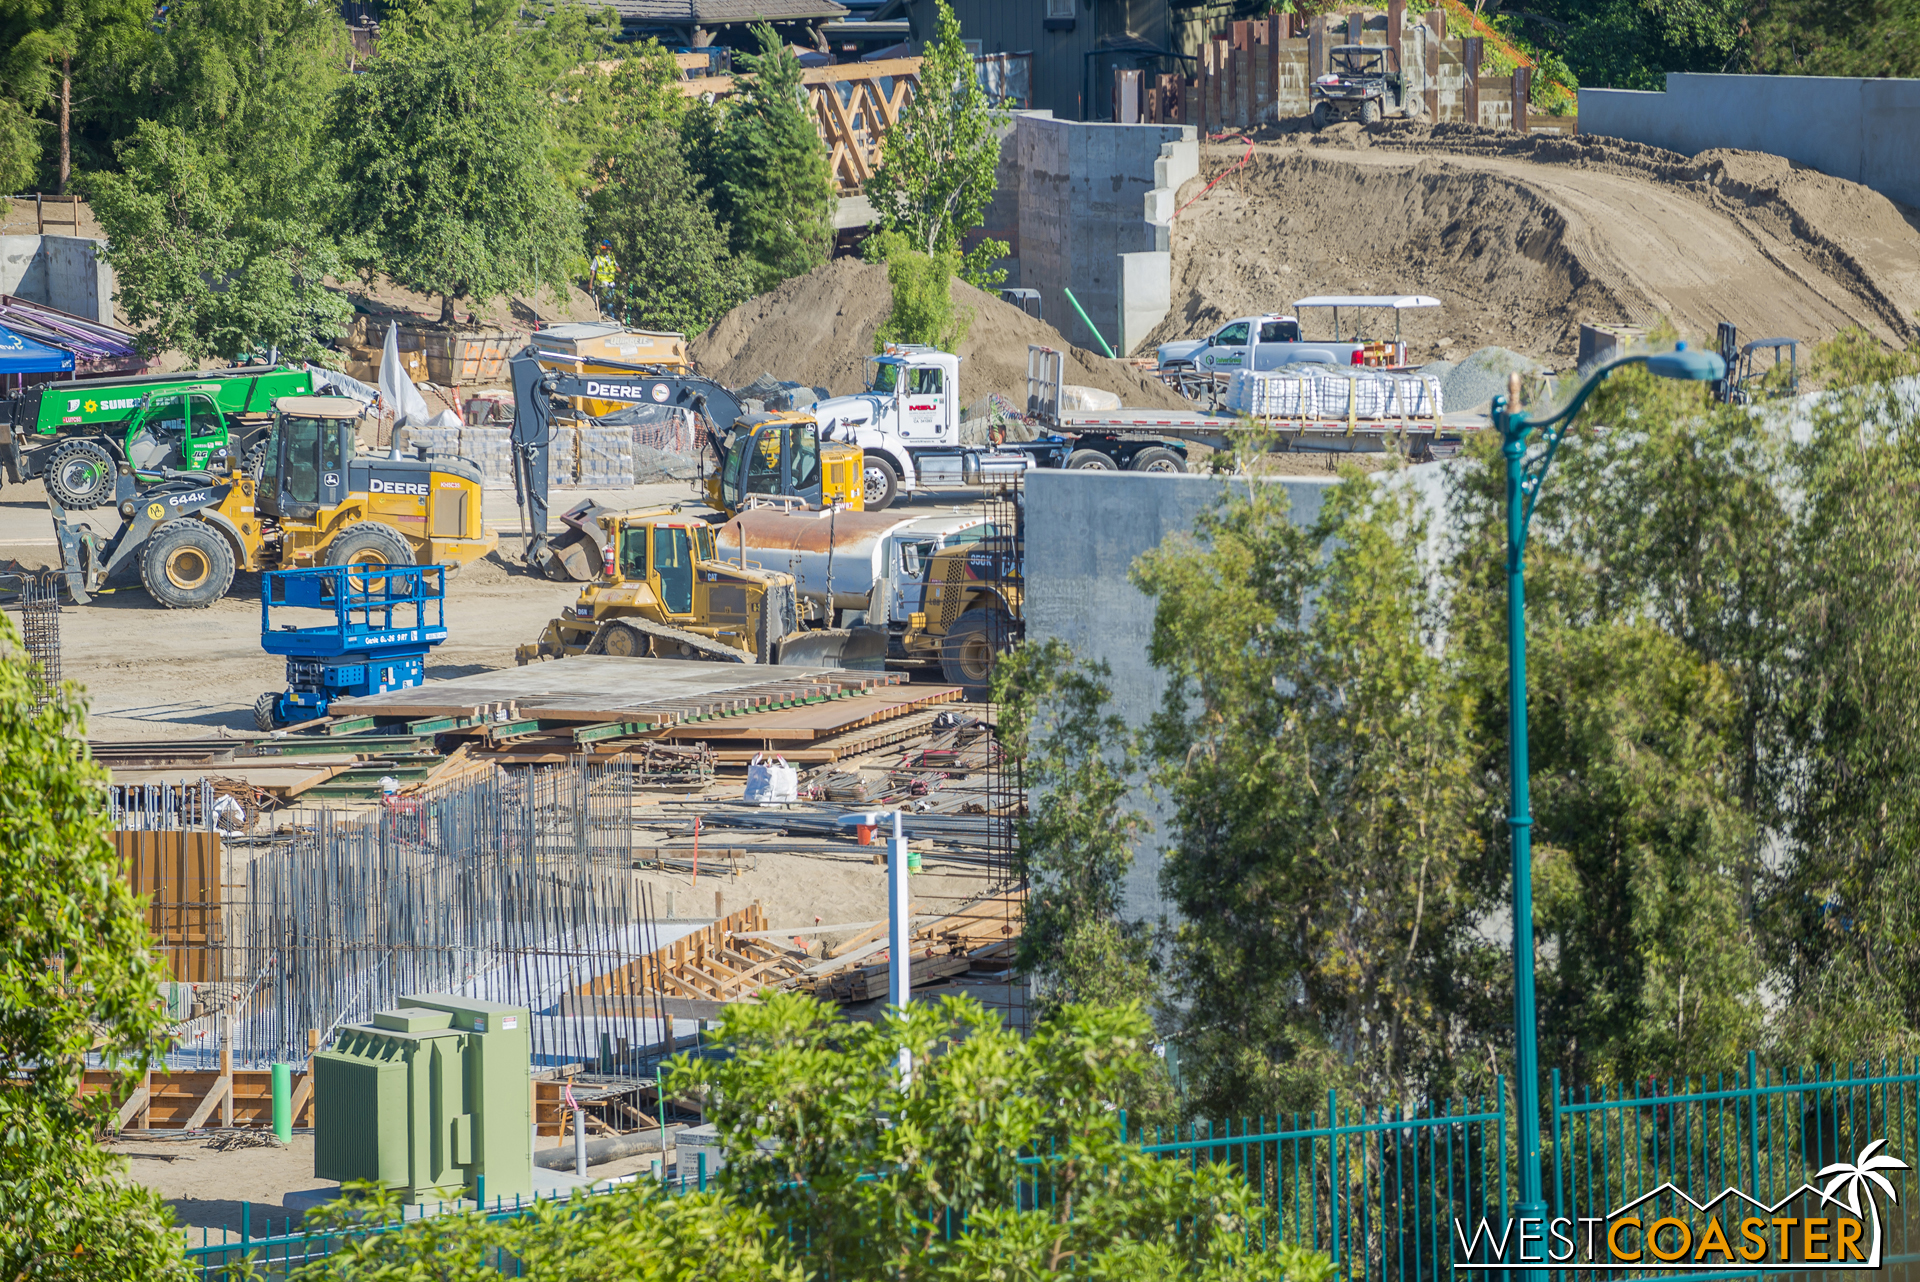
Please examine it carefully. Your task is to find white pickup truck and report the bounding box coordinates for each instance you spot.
[1155,295,1441,396]
[812,344,1194,510]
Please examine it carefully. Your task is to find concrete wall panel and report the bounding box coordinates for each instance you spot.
[1581,73,1920,210]
[0,233,110,321]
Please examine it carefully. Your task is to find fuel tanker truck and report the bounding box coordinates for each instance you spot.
[713,507,991,627]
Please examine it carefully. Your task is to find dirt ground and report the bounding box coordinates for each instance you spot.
[1150,121,1920,365]
[692,257,1191,410]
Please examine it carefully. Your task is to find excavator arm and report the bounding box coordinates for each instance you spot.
[507,351,743,571]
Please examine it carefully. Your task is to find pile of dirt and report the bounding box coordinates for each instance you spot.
[691,258,1190,410]
[1151,124,1920,365]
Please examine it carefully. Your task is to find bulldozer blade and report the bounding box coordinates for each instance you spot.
[774,625,887,671]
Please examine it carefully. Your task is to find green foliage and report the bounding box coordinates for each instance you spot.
[1512,0,1742,91]
[0,611,184,1279]
[333,22,581,323]
[291,1179,797,1281]
[1134,469,1486,1118]
[86,121,354,360]
[864,0,1008,289]
[672,992,1319,1281]
[0,0,151,183]
[1747,0,1920,75]
[994,638,1153,1017]
[586,120,752,335]
[869,230,970,351]
[690,23,834,295]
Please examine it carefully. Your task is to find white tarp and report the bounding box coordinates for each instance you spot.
[378,321,458,428]
[1225,365,1446,419]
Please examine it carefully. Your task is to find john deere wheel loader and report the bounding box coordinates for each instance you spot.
[517,508,883,669]
[47,396,497,608]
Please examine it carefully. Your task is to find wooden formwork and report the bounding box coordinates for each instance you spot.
[677,58,923,195]
[79,1067,314,1132]
[117,830,225,983]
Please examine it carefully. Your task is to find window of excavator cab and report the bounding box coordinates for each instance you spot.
[1259,319,1300,343]
[653,525,694,614]
[723,433,747,506]
[282,416,323,502]
[1215,321,1250,346]
[790,423,820,491]
[746,429,781,494]
[868,360,901,394]
[907,366,944,396]
[620,526,647,578]
[693,524,715,562]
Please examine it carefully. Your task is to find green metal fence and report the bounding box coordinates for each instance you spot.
[182,1058,1920,1280]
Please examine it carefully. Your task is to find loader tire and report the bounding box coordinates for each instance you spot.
[140,521,236,609]
[1128,446,1187,474]
[46,438,115,509]
[939,608,1011,702]
[862,453,899,511]
[323,521,416,594]
[254,691,287,731]
[1065,448,1119,470]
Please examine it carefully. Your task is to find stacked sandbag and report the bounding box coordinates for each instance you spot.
[459,426,516,488]
[578,427,634,489]
[1224,366,1445,419]
[549,427,579,488]
[398,425,462,459]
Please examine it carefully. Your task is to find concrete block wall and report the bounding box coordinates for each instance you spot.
[0,234,112,322]
[1580,73,1920,210]
[1014,117,1196,356]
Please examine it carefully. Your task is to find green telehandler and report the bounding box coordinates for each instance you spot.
[0,364,318,508]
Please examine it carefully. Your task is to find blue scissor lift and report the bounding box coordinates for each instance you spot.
[254,564,448,730]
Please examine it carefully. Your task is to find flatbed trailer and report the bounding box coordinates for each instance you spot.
[1028,346,1489,460]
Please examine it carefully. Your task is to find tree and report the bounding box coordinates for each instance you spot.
[86,121,354,360]
[690,23,834,295]
[0,611,184,1279]
[586,121,751,335]
[0,0,149,188]
[864,0,1007,288]
[334,24,580,324]
[869,230,970,351]
[673,992,1320,1281]
[1747,0,1920,75]
[994,638,1154,1017]
[1134,470,1487,1119]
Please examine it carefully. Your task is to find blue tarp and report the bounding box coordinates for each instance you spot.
[0,322,73,374]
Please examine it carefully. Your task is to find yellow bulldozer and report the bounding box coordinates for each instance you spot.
[517,507,884,668]
[48,395,496,607]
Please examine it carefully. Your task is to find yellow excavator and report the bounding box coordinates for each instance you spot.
[516,507,884,668]
[704,410,865,518]
[46,396,496,607]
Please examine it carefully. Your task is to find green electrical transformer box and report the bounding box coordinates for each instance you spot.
[312,993,532,1204]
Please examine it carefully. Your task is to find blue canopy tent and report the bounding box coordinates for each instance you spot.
[0,321,73,375]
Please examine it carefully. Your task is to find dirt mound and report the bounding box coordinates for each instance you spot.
[1152,124,1920,364]
[692,258,1189,410]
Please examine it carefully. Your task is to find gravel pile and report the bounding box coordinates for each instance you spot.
[1424,347,1545,413]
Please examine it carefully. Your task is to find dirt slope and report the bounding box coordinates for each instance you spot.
[1151,122,1920,364]
[692,258,1189,409]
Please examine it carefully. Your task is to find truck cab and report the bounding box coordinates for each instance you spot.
[1156,314,1364,384]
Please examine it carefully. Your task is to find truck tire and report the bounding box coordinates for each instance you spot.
[46,439,115,509]
[1065,449,1119,471]
[939,608,1010,702]
[1128,446,1187,474]
[1361,97,1382,126]
[862,453,899,511]
[323,521,416,593]
[254,691,287,731]
[1311,101,1331,130]
[241,439,267,481]
[140,521,236,609]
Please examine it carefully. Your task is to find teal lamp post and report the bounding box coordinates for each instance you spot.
[1492,342,1724,1249]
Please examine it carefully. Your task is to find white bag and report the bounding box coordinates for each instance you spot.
[744,753,797,805]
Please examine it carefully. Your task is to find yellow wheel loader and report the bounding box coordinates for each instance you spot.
[516,508,884,669]
[47,396,497,607]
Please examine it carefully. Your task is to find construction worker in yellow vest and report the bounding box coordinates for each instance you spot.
[589,240,619,318]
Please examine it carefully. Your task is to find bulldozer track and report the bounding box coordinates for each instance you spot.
[587,617,751,664]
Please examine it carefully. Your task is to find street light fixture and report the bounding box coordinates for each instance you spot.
[1491,342,1724,1250]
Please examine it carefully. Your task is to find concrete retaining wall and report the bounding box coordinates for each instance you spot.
[1580,73,1920,211]
[1012,117,1197,357]
[0,234,113,321]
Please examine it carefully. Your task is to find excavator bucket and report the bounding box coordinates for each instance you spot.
[533,498,617,582]
[773,624,887,671]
